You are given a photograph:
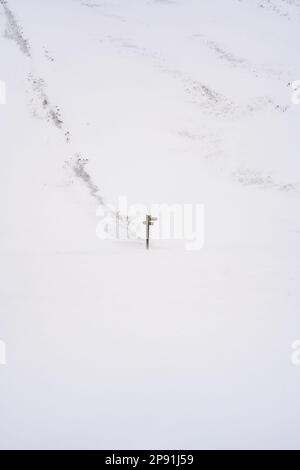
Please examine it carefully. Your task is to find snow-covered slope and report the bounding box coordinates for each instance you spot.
[0,0,300,449]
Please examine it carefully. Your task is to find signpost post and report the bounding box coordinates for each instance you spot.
[143,215,157,250]
[116,211,120,240]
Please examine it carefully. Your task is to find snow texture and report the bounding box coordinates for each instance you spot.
[0,0,300,450]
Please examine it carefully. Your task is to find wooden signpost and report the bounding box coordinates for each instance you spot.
[143,215,157,250]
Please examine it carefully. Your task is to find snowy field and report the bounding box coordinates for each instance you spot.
[0,0,300,450]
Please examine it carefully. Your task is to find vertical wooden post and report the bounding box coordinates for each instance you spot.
[143,215,157,250]
[146,215,150,250]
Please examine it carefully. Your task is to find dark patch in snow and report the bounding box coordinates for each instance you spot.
[233,168,300,195]
[72,155,105,205]
[27,74,71,142]
[0,0,31,56]
[67,155,140,239]
[43,46,54,62]
[237,0,300,22]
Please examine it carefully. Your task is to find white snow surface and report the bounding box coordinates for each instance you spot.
[0,0,300,449]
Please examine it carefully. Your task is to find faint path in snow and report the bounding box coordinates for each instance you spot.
[0,0,123,235]
[233,168,300,195]
[0,0,139,237]
[191,34,293,83]
[1,0,299,203]
[72,155,104,205]
[101,35,237,117]
[237,0,300,22]
[63,155,140,240]
[0,0,30,56]
[26,73,71,142]
[0,1,71,140]
[99,35,289,119]
[97,33,298,195]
